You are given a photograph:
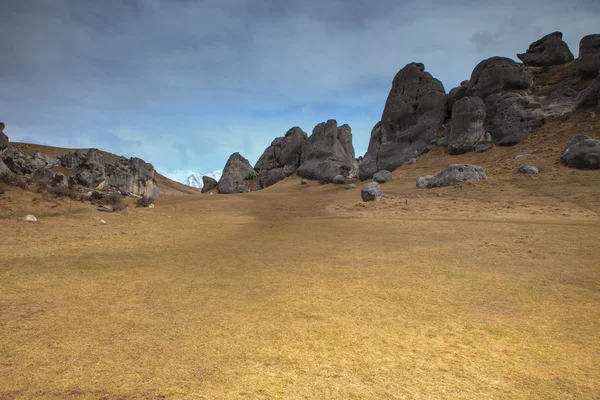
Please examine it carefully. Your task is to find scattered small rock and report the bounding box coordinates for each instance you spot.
[407,158,417,164]
[148,203,155,209]
[301,179,309,185]
[96,205,115,213]
[474,141,493,153]
[344,184,356,190]
[22,215,38,223]
[100,220,106,225]
[518,164,539,174]
[373,170,392,183]
[560,135,600,169]
[332,175,346,184]
[361,182,383,201]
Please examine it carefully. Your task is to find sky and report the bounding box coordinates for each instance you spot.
[1,0,599,176]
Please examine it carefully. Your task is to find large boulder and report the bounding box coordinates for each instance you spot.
[0,130,8,151]
[59,150,86,169]
[218,152,258,194]
[576,75,600,111]
[467,57,533,103]
[201,176,218,193]
[487,93,544,145]
[32,168,55,184]
[447,96,487,154]
[0,158,10,176]
[297,120,357,183]
[255,127,307,188]
[577,34,600,79]
[332,174,346,184]
[447,80,469,115]
[560,135,600,169]
[359,63,447,180]
[517,32,574,67]
[361,182,383,201]
[373,170,392,183]
[75,149,106,189]
[105,156,160,198]
[416,164,487,189]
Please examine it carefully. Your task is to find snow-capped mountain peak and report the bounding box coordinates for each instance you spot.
[164,169,222,189]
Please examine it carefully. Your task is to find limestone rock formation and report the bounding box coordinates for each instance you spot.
[0,126,8,151]
[255,127,307,188]
[105,156,160,198]
[577,34,600,78]
[373,170,392,183]
[416,164,487,189]
[448,97,487,154]
[576,76,600,111]
[361,182,383,201]
[447,80,469,115]
[1,147,59,175]
[297,120,357,183]
[201,176,218,193]
[359,63,447,180]
[517,31,574,67]
[487,93,544,145]
[218,152,258,194]
[560,135,600,169]
[75,149,106,188]
[467,57,533,107]
[0,158,10,176]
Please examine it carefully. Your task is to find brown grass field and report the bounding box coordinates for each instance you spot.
[1,111,599,399]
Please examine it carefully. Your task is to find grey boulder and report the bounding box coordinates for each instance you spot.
[218,152,258,194]
[300,179,309,185]
[201,176,218,193]
[416,164,487,189]
[0,131,8,151]
[255,127,307,188]
[517,164,539,174]
[297,120,357,183]
[448,96,486,154]
[467,57,533,102]
[32,168,55,184]
[332,175,346,184]
[474,141,494,153]
[447,80,469,115]
[361,182,383,201]
[560,135,600,169]
[359,63,447,179]
[517,31,574,67]
[0,147,59,175]
[577,34,600,79]
[75,149,106,189]
[373,170,392,183]
[487,93,544,145]
[106,156,160,198]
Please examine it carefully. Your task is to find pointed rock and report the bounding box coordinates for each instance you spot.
[218,152,258,194]
[255,127,307,188]
[359,63,447,180]
[201,176,218,193]
[517,31,574,67]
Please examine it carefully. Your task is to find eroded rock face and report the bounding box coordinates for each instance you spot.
[467,57,533,102]
[0,147,60,175]
[0,132,8,151]
[560,135,600,169]
[297,120,357,183]
[201,176,218,193]
[416,164,487,189]
[0,158,11,176]
[359,63,447,180]
[75,149,106,189]
[447,80,469,115]
[255,127,307,188]
[576,76,600,110]
[106,156,160,198]
[517,31,574,67]
[448,96,486,154]
[218,152,258,194]
[487,93,544,145]
[577,34,600,78]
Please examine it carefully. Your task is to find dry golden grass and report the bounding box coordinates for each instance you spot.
[1,112,599,399]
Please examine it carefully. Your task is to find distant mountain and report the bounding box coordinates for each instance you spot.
[164,169,222,189]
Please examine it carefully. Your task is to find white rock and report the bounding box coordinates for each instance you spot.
[148,204,155,209]
[23,215,38,223]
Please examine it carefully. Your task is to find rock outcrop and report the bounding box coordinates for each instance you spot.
[201,176,218,193]
[448,97,487,154]
[60,148,160,197]
[255,127,307,188]
[577,34,600,79]
[560,135,600,169]
[487,93,544,145]
[416,164,487,189]
[517,31,574,67]
[359,63,447,180]
[447,80,469,115]
[1,147,59,175]
[218,152,258,194]
[297,120,357,183]
[467,57,533,103]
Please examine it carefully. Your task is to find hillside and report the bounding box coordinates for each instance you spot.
[0,111,599,399]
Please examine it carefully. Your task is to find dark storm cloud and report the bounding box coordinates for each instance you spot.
[1,0,599,173]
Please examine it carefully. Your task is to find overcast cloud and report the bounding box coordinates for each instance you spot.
[1,0,599,174]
